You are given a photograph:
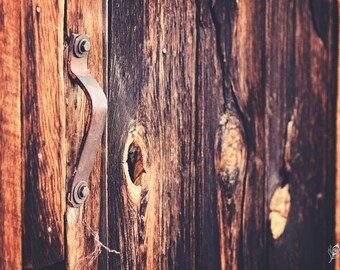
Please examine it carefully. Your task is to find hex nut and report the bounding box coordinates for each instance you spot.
[79,40,90,53]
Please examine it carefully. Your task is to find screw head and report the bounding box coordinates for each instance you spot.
[79,39,90,53]
[78,185,89,198]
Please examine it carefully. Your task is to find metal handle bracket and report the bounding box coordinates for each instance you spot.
[67,33,107,208]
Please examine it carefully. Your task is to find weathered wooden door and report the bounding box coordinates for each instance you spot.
[0,0,338,269]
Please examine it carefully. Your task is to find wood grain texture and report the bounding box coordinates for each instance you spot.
[0,0,335,269]
[64,1,108,269]
[197,1,234,269]
[107,1,145,269]
[108,0,246,269]
[207,0,264,268]
[231,2,267,269]
[266,0,337,269]
[0,0,22,268]
[21,0,66,268]
[107,0,201,269]
[107,0,337,269]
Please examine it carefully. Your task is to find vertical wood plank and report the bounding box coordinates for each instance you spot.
[64,1,108,269]
[0,0,22,268]
[197,1,231,269]
[139,2,198,268]
[234,2,267,268]
[266,0,336,269]
[206,0,265,269]
[107,0,203,269]
[107,0,144,268]
[21,0,66,268]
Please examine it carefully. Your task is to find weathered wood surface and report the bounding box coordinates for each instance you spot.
[65,1,108,269]
[107,1,147,268]
[21,0,66,268]
[266,1,336,269]
[0,0,337,268]
[107,1,218,269]
[107,0,337,269]
[0,1,22,268]
[209,1,265,269]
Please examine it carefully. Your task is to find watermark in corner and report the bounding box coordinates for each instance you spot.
[328,243,340,263]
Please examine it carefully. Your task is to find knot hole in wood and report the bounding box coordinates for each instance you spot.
[127,142,145,186]
[122,124,149,202]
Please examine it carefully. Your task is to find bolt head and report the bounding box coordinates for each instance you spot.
[79,185,89,198]
[79,39,90,53]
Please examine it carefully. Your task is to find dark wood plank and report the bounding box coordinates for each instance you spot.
[64,1,108,269]
[266,0,337,269]
[21,0,66,268]
[226,1,267,269]
[106,1,145,269]
[107,0,203,269]
[204,0,266,269]
[196,1,248,269]
[0,0,22,268]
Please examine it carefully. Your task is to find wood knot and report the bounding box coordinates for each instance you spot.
[214,114,246,189]
[127,142,145,186]
[269,184,291,239]
[123,123,148,203]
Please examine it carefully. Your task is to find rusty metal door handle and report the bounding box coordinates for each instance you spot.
[67,33,107,208]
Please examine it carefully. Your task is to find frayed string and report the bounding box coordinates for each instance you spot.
[76,220,120,268]
[83,220,120,255]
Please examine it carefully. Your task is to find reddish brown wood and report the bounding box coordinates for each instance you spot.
[64,1,108,269]
[21,0,66,268]
[0,1,22,268]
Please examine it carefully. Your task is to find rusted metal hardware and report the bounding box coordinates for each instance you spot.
[67,34,107,208]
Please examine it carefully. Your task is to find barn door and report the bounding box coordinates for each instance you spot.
[0,0,338,269]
